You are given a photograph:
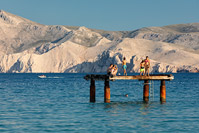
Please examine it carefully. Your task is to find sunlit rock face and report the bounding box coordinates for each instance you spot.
[0,10,199,73]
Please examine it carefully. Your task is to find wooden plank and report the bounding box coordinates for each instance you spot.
[84,74,108,81]
[110,75,174,81]
[84,74,174,81]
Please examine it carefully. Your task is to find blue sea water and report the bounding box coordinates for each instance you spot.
[0,73,199,132]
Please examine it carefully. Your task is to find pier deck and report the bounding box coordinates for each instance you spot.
[84,74,174,103]
[84,74,174,81]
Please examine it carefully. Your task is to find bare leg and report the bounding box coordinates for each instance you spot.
[124,69,127,76]
[140,70,144,76]
[145,68,149,76]
[147,68,149,76]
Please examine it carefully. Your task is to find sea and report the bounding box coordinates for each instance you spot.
[0,73,199,132]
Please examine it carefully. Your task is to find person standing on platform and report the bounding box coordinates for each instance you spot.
[145,56,150,76]
[140,60,145,76]
[122,57,127,76]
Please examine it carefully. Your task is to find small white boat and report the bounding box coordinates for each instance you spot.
[38,75,46,78]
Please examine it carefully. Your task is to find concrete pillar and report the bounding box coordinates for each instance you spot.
[160,80,166,103]
[143,80,149,102]
[90,77,95,102]
[104,78,110,103]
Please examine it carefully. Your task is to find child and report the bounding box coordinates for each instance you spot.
[140,60,145,76]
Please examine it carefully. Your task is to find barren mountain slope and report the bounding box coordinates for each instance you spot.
[125,23,199,52]
[0,10,199,73]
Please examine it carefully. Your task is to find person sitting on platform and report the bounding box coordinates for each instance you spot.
[107,64,113,76]
[140,60,145,76]
[111,65,118,77]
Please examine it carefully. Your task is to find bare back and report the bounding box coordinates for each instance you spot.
[122,60,126,66]
[140,62,145,68]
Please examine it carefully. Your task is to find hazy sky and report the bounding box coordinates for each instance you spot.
[1,0,199,31]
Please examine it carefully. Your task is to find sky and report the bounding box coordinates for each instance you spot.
[1,0,199,31]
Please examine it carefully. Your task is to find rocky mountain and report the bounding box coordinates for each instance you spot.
[125,24,199,52]
[0,10,199,73]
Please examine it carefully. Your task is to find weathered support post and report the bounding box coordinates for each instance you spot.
[104,76,110,103]
[90,76,96,102]
[143,80,149,102]
[160,80,166,103]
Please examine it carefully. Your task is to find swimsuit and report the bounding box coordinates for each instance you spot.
[123,65,127,70]
[145,60,150,68]
[140,67,145,72]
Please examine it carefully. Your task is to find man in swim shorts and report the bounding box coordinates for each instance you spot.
[122,57,127,76]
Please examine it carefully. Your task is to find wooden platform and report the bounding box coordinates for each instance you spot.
[84,74,174,103]
[84,74,174,81]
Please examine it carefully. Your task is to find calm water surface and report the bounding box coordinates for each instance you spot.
[0,73,199,132]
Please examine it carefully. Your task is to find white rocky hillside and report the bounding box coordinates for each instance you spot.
[0,10,199,73]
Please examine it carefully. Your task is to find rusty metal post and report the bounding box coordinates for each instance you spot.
[90,77,96,102]
[160,80,166,103]
[104,77,110,103]
[143,80,149,102]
